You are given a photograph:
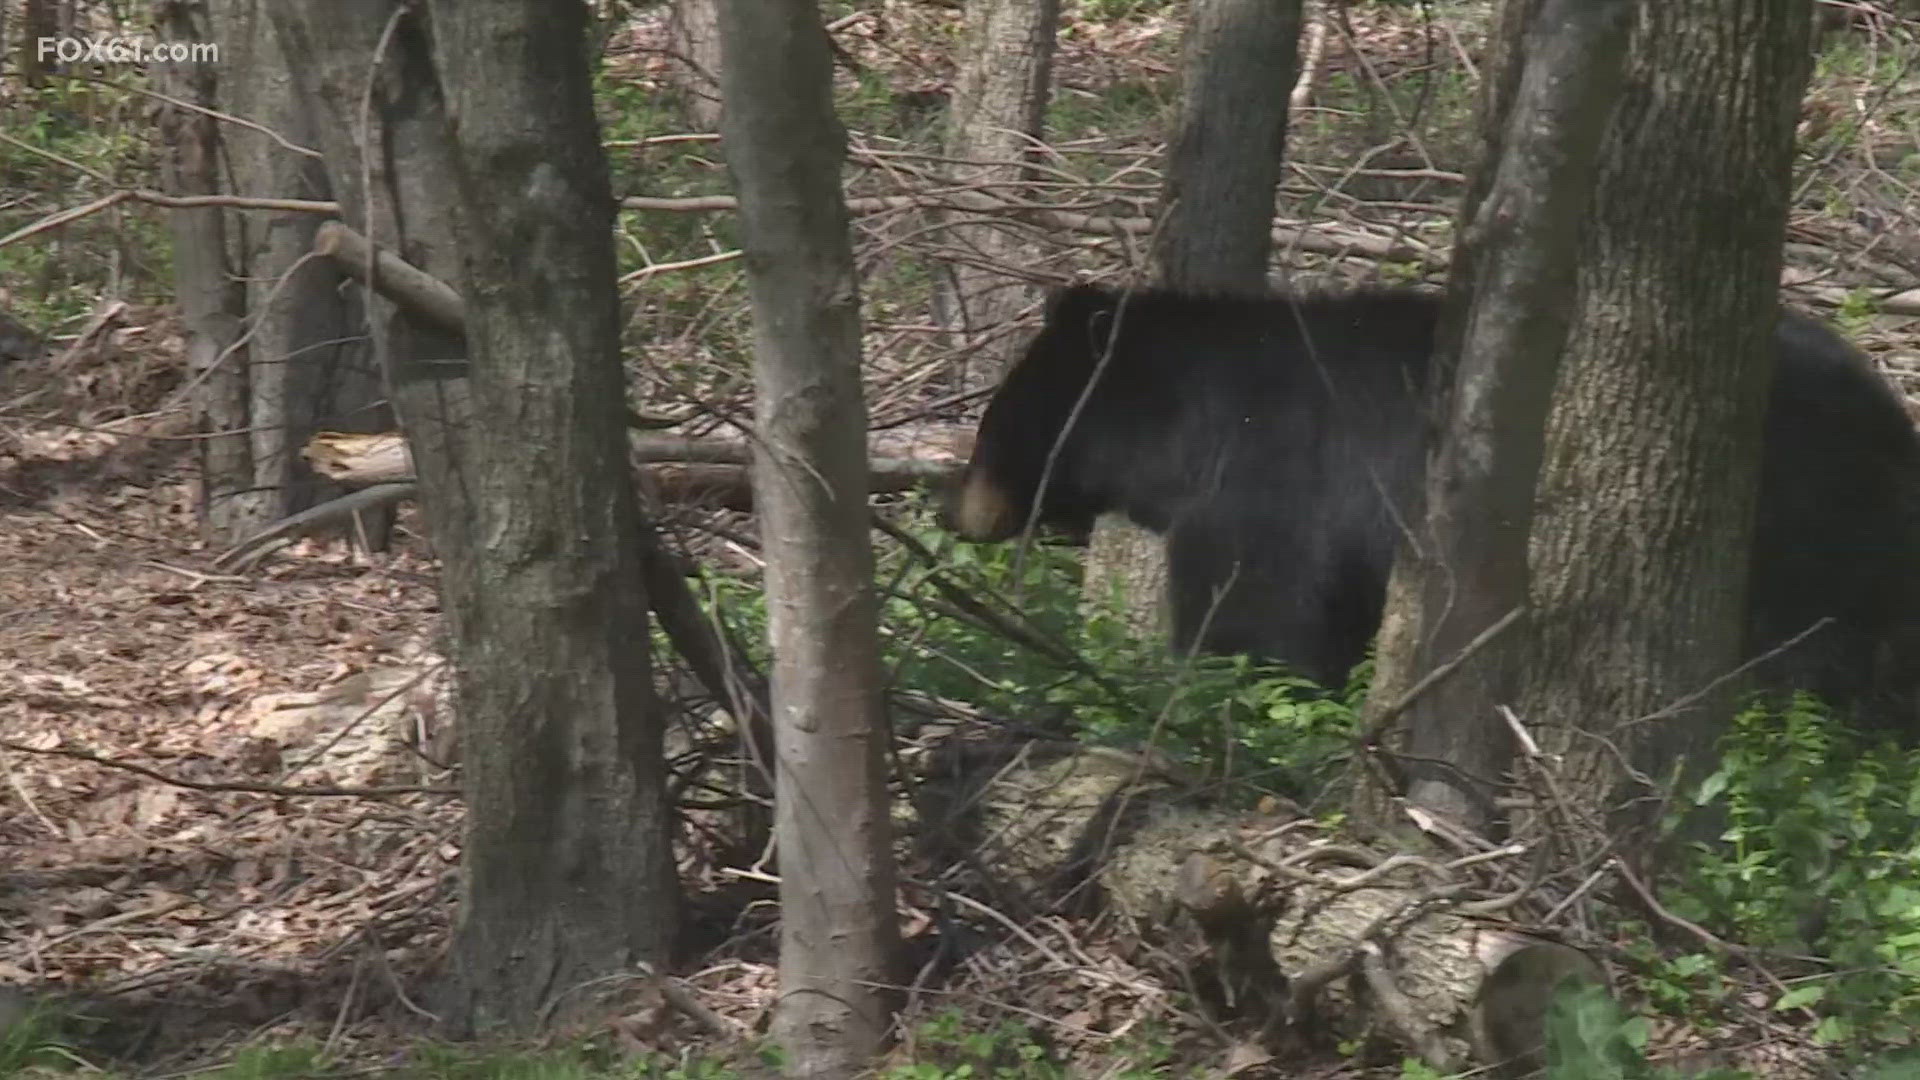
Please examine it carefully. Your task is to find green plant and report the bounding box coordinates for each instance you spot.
[1544,984,1749,1080]
[1669,695,1920,1047]
[1104,1019,1176,1078]
[0,998,92,1074]
[888,1010,1067,1080]
[875,501,1359,796]
[634,1051,742,1080]
[1,83,168,326]
[1834,288,1879,338]
[1629,948,1727,1022]
[204,1044,334,1080]
[403,1039,720,1080]
[1070,0,1177,25]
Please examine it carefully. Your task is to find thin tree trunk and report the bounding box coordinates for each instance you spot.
[1084,0,1302,656]
[1360,0,1538,760]
[1515,0,1814,839]
[1359,0,1633,832]
[155,0,253,542]
[937,0,1061,367]
[272,0,679,1033]
[668,0,724,131]
[20,0,53,86]
[717,0,902,1073]
[1153,0,1302,292]
[211,0,382,534]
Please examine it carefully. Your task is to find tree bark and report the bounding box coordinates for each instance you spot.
[210,0,383,535]
[668,0,725,131]
[717,0,903,1074]
[155,0,253,543]
[1153,0,1302,292]
[1360,0,1634,833]
[916,738,1605,1075]
[427,0,679,1028]
[1081,518,1171,643]
[1514,0,1814,839]
[271,0,678,1033]
[295,428,959,507]
[20,0,53,86]
[937,0,1061,365]
[1083,0,1302,658]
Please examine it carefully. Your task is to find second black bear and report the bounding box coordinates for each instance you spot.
[945,284,1920,731]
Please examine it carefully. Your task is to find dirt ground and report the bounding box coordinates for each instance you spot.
[0,411,471,1059]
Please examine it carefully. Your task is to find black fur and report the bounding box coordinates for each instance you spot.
[948,284,1920,730]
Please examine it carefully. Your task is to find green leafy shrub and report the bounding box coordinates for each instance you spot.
[1668,695,1920,1047]
[1543,983,1748,1080]
[888,1010,1067,1080]
[878,502,1361,795]
[690,502,1359,799]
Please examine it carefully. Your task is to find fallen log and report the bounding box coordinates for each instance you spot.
[304,431,413,484]
[914,736,1606,1076]
[301,429,962,511]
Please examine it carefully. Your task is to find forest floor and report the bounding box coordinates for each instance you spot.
[0,325,1295,1079]
[4,1,1920,1077]
[0,330,473,1070]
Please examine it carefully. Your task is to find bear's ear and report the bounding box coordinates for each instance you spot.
[1043,283,1118,326]
[1043,283,1125,355]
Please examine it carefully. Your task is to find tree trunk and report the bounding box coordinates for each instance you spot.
[1081,517,1170,643]
[210,0,384,535]
[937,0,1061,369]
[1513,0,1814,840]
[1359,0,1633,833]
[155,0,253,543]
[717,0,903,1073]
[272,0,679,1033]
[668,0,724,131]
[1083,0,1302,657]
[20,0,53,86]
[1153,0,1302,292]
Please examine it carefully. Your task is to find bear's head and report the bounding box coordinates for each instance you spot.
[945,284,1128,543]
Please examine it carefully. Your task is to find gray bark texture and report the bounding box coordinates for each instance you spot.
[20,0,53,85]
[1152,0,1303,293]
[271,0,678,1033]
[210,0,383,534]
[1361,0,1538,752]
[716,0,904,1074]
[155,1,252,542]
[1514,0,1814,835]
[668,0,725,131]
[939,0,1061,359]
[915,739,1605,1075]
[1084,0,1302,656]
[1363,0,1635,832]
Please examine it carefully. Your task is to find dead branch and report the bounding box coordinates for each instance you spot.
[312,220,466,335]
[644,460,951,511]
[0,190,339,251]
[1290,3,1330,113]
[226,443,955,570]
[212,481,418,571]
[298,429,961,495]
[10,181,1907,317]
[0,738,456,798]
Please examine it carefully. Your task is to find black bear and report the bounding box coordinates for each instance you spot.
[945,283,1920,731]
